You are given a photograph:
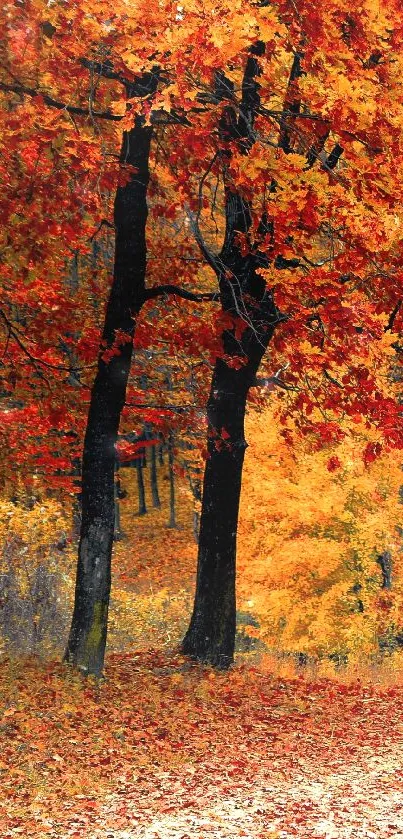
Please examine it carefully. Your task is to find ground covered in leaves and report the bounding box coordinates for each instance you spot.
[1,650,403,838]
[2,457,403,837]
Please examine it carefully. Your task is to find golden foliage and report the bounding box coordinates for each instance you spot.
[237,407,403,661]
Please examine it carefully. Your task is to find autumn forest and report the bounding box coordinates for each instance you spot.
[1,0,403,836]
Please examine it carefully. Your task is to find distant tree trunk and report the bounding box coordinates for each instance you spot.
[136,461,147,515]
[192,509,200,543]
[114,472,124,540]
[64,73,157,676]
[71,456,82,541]
[377,551,392,589]
[150,445,161,507]
[184,463,201,543]
[167,433,177,528]
[158,440,164,465]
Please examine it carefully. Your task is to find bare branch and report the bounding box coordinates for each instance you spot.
[0,309,97,374]
[89,219,115,241]
[125,402,205,413]
[187,210,222,275]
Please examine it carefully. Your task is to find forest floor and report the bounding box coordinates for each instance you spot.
[1,650,403,839]
[1,465,403,838]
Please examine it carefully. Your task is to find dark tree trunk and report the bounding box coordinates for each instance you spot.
[183,462,202,543]
[182,43,315,668]
[136,462,147,515]
[64,74,157,675]
[150,445,161,507]
[167,433,177,528]
[183,43,282,668]
[114,473,124,540]
[377,551,392,589]
[182,345,272,668]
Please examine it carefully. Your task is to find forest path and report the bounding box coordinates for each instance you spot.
[2,651,402,839]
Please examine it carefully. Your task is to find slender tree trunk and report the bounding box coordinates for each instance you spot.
[136,462,147,515]
[150,445,161,507]
[184,463,202,543]
[114,472,123,540]
[64,75,157,675]
[71,456,82,541]
[167,433,177,528]
[192,512,200,543]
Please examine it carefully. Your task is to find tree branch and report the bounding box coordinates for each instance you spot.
[124,402,205,413]
[142,284,219,303]
[0,81,122,120]
[0,309,97,374]
[324,143,344,170]
[187,210,222,275]
[278,51,304,154]
[0,81,191,126]
[323,368,344,388]
[385,299,402,332]
[89,219,115,241]
[80,58,133,88]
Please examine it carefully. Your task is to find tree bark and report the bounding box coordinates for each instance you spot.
[64,73,157,675]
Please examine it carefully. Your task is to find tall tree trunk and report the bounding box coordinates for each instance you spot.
[167,433,177,528]
[136,461,147,515]
[114,471,124,541]
[150,445,161,507]
[64,74,157,675]
[183,43,317,668]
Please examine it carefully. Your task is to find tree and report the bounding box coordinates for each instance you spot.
[1,0,220,673]
[63,71,159,673]
[176,5,403,666]
[236,405,403,663]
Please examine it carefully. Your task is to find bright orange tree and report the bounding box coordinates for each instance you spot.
[1,0,402,673]
[238,405,403,662]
